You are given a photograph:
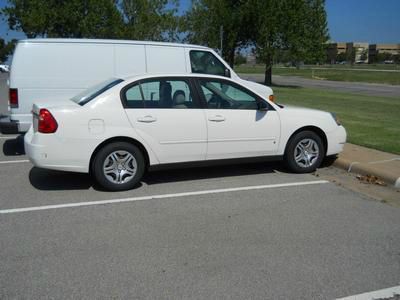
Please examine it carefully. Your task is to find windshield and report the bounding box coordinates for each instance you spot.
[71,78,124,105]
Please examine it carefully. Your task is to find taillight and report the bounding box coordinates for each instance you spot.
[9,88,18,108]
[38,109,58,133]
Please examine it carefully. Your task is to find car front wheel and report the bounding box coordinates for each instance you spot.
[92,142,145,191]
[284,131,325,173]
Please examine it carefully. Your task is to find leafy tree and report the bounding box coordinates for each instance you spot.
[184,0,253,67]
[1,0,123,38]
[0,38,17,63]
[346,47,355,64]
[234,53,247,65]
[336,52,346,63]
[119,0,180,41]
[250,0,329,85]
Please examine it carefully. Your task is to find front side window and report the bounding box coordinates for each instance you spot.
[190,50,227,77]
[199,79,258,110]
[123,79,198,109]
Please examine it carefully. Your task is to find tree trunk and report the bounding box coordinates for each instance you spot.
[264,55,272,86]
[228,47,235,68]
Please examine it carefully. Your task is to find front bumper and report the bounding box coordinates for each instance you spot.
[326,125,347,156]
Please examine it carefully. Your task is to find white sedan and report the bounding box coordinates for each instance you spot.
[25,74,346,191]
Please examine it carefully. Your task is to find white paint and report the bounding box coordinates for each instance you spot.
[0,136,19,139]
[9,39,242,132]
[24,71,346,175]
[395,177,400,188]
[337,285,400,300]
[0,159,30,164]
[0,180,329,214]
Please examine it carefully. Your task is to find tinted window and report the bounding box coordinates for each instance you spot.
[190,51,227,77]
[199,79,258,110]
[124,79,198,109]
[71,78,123,106]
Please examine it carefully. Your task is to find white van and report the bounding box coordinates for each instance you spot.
[0,39,273,134]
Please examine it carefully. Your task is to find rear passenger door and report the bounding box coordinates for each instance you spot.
[122,77,207,164]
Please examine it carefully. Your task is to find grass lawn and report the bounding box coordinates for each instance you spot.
[235,65,400,85]
[273,86,400,154]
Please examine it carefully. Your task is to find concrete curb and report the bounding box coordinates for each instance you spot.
[334,157,400,188]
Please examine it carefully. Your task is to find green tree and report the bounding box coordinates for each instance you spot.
[184,0,253,67]
[1,0,123,38]
[119,0,180,41]
[250,0,329,85]
[0,38,17,63]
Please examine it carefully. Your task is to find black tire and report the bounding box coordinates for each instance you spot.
[92,142,145,191]
[284,130,325,173]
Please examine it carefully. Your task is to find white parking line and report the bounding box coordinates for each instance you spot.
[0,159,29,164]
[0,135,19,139]
[0,180,329,214]
[337,285,400,300]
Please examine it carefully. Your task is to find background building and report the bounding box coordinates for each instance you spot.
[369,44,400,63]
[327,42,399,64]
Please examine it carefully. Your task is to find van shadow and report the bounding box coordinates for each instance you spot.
[29,161,286,191]
[2,135,25,156]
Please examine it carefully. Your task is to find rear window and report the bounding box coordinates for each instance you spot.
[71,78,123,106]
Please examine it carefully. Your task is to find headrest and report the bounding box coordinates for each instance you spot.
[173,90,186,105]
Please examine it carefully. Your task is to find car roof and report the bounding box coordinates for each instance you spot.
[121,73,232,82]
[19,38,209,50]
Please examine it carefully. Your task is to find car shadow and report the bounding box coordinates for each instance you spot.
[28,161,287,191]
[142,161,285,185]
[2,135,25,156]
[29,167,95,191]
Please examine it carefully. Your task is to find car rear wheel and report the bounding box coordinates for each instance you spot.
[284,131,325,173]
[92,142,145,191]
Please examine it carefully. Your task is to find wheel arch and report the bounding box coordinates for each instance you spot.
[89,136,150,174]
[285,126,328,155]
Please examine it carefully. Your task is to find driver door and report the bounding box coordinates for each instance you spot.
[196,78,280,160]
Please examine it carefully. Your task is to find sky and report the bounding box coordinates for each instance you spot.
[0,0,399,44]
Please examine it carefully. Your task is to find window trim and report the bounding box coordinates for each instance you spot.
[193,77,275,111]
[189,50,230,78]
[120,76,204,109]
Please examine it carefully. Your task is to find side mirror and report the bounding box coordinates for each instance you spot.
[224,68,231,78]
[257,101,268,111]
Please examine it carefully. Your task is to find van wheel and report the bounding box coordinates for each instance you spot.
[92,142,145,191]
[284,131,325,173]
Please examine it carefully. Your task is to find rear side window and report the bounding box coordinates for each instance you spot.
[190,50,227,77]
[71,78,123,106]
[123,78,200,109]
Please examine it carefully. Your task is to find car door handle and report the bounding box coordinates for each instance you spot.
[208,115,226,122]
[137,115,157,123]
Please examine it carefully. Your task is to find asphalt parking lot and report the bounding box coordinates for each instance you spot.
[1,133,400,299]
[1,73,400,299]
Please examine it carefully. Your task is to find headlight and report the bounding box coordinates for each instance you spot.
[330,112,341,125]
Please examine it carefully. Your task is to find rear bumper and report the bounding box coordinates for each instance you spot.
[0,116,19,134]
[0,114,31,134]
[24,127,89,173]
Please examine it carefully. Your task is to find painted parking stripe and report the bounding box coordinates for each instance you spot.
[337,285,400,300]
[0,180,329,214]
[0,159,29,164]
